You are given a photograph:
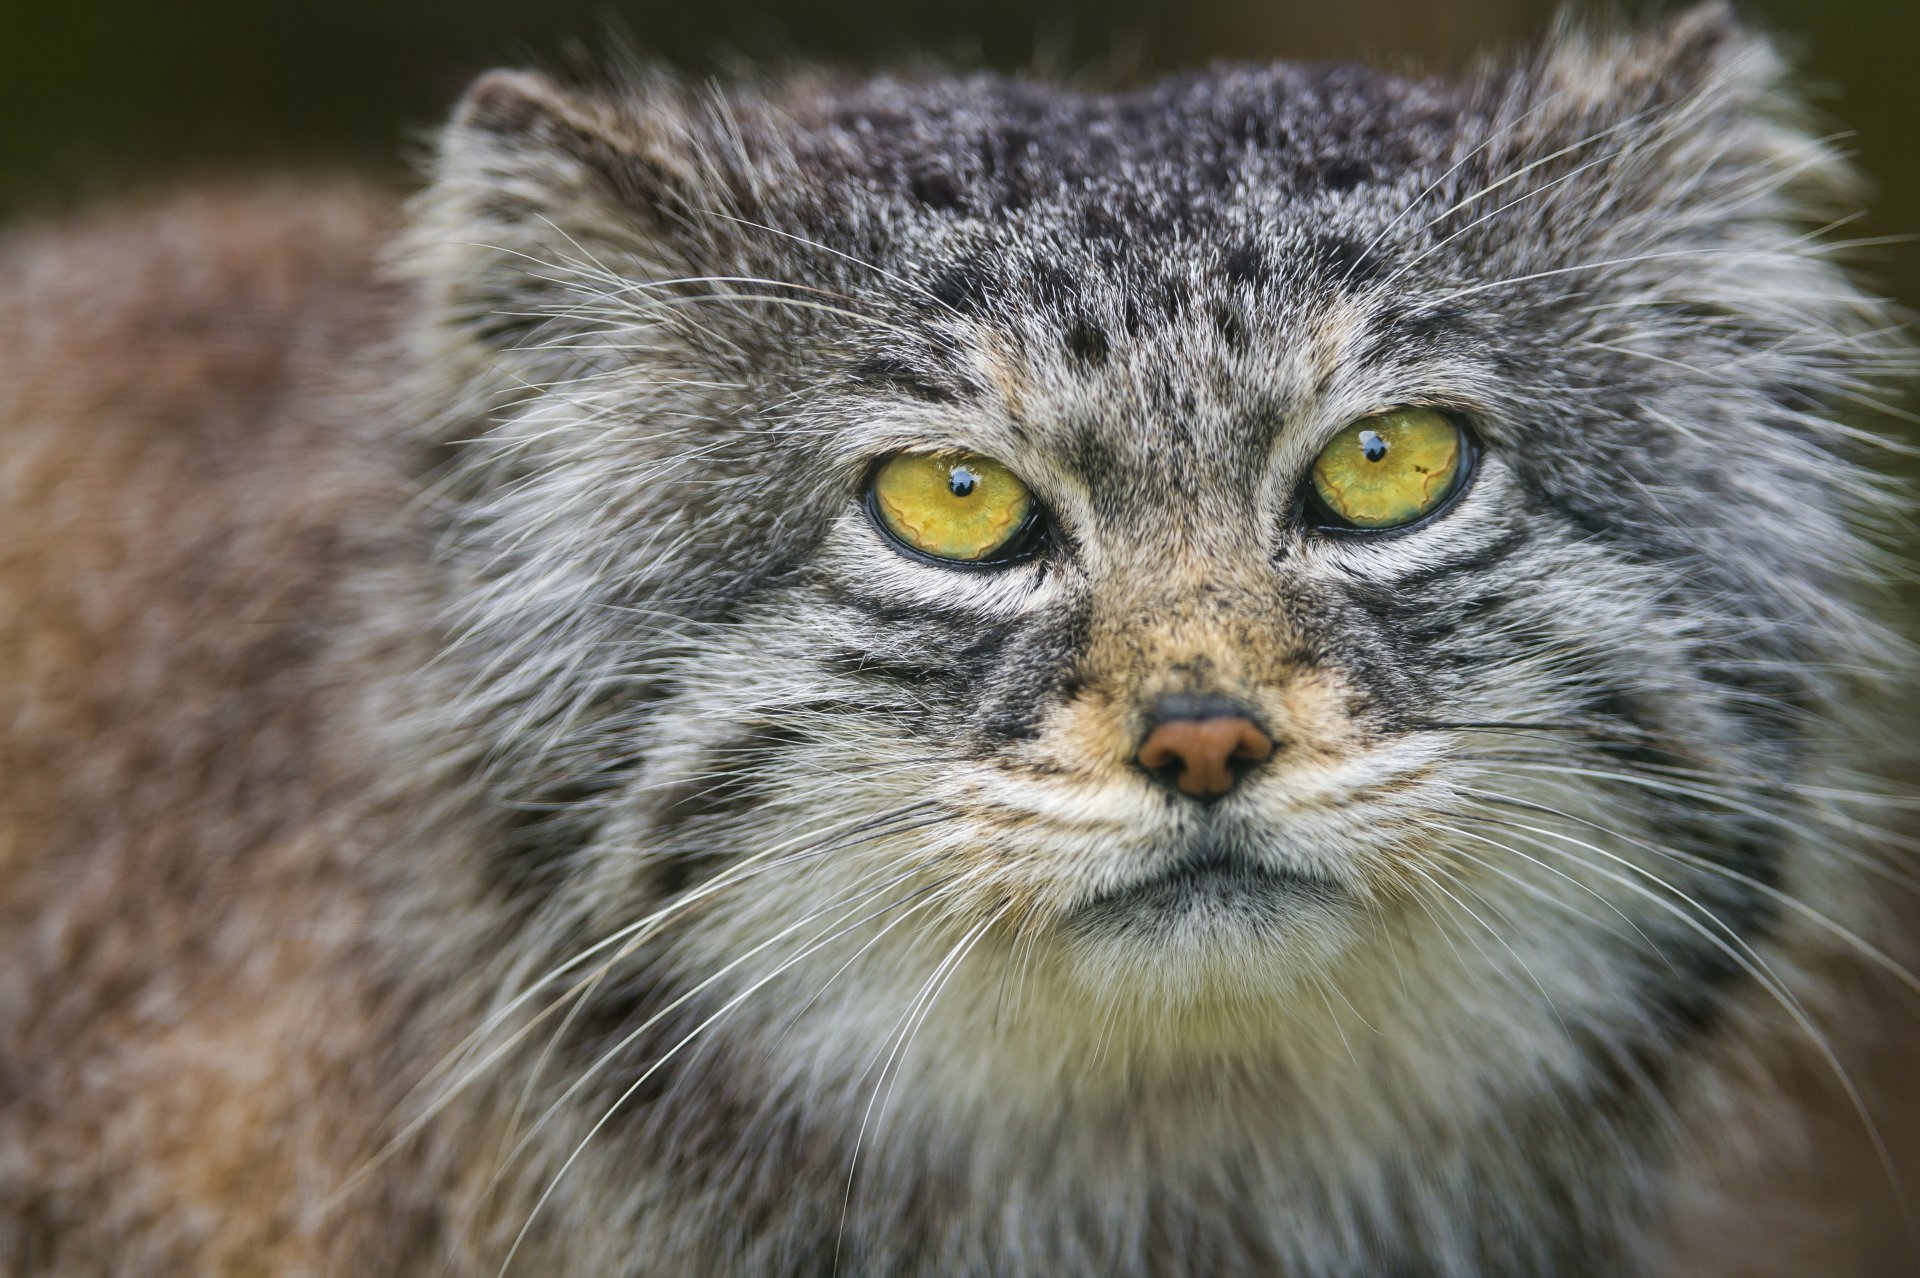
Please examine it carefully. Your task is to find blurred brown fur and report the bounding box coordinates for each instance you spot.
[0,187,455,1273]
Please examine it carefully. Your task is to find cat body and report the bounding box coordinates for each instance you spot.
[1,7,1914,1274]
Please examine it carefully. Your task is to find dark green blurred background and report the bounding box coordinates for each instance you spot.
[3,0,1916,476]
[3,0,1914,321]
[0,2,1911,286]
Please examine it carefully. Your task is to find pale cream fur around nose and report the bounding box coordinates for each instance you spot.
[1135,716,1273,797]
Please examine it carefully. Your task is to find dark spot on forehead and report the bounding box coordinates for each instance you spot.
[1061,415,1133,515]
[927,258,999,314]
[1192,149,1238,194]
[1313,234,1378,286]
[1154,276,1191,321]
[1031,261,1083,307]
[1081,205,1128,243]
[1210,303,1247,351]
[1220,242,1270,287]
[1358,304,1474,365]
[1227,105,1291,150]
[1065,320,1110,367]
[1317,157,1373,193]
[1147,370,1199,418]
[907,165,967,213]
[1395,304,1469,340]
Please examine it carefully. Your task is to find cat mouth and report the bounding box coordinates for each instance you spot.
[1066,837,1342,941]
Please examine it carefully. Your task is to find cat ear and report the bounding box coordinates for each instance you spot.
[409,69,757,353]
[1475,6,1893,488]
[1528,2,1781,121]
[1467,2,1862,315]
[1504,1,1847,207]
[445,70,718,231]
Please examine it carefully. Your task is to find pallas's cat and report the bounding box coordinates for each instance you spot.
[2,5,1916,1275]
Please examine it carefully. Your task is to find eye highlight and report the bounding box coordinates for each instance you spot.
[868,452,1039,564]
[1307,408,1470,531]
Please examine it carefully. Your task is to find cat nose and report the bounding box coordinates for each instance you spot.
[1134,695,1274,800]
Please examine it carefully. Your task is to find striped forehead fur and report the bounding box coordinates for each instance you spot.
[387,5,1915,1274]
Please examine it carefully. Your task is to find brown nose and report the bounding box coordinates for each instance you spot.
[1135,697,1274,799]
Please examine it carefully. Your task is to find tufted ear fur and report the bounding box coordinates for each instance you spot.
[1468,2,1859,264]
[1444,2,1889,430]
[1532,2,1788,120]
[405,69,776,360]
[451,69,708,215]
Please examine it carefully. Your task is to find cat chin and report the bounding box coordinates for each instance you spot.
[1052,882,1360,1015]
[1045,836,1353,992]
[1066,847,1341,934]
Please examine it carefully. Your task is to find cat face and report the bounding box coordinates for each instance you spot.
[407,9,1899,1092]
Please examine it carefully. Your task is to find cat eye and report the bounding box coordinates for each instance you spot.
[868,451,1041,565]
[1306,408,1471,531]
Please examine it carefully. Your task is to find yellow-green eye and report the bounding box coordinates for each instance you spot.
[1308,408,1469,530]
[869,452,1038,563]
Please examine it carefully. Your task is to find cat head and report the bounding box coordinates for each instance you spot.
[401,3,1906,1097]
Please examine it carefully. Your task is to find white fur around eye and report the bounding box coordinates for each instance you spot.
[816,501,1070,616]
[1296,453,1521,585]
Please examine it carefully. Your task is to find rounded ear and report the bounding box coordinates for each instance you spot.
[405,68,763,355]
[1451,2,1859,288]
[1529,2,1783,118]
[445,69,715,229]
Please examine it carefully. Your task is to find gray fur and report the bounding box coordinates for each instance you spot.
[391,5,1914,1274]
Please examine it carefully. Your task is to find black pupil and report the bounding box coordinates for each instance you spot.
[948,465,978,498]
[1358,430,1388,462]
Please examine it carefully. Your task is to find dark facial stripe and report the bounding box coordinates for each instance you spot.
[823,647,970,690]
[1337,534,1529,643]
[649,721,807,843]
[960,595,1093,750]
[816,578,1019,632]
[1380,527,1528,594]
[488,764,631,902]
